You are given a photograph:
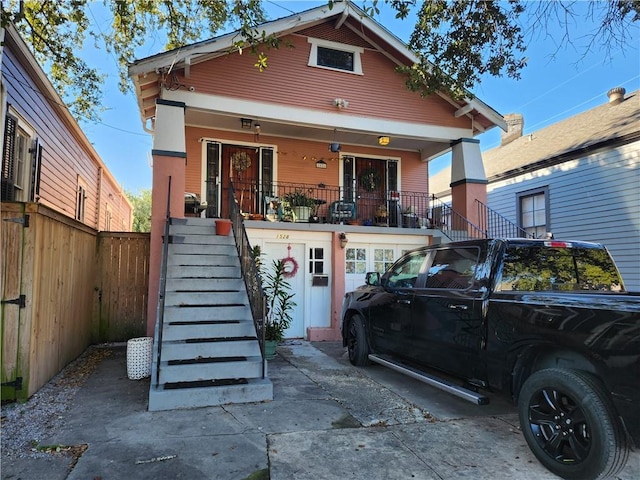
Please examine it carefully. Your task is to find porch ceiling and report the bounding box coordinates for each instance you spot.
[185,108,452,161]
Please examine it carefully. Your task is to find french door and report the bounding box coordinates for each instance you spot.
[342,156,399,225]
[205,142,274,218]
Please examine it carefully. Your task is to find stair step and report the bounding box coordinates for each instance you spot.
[165,278,245,292]
[166,265,241,278]
[169,244,238,256]
[158,357,264,383]
[162,321,257,341]
[164,291,247,306]
[169,224,218,235]
[148,377,273,411]
[161,339,261,360]
[163,305,251,322]
[167,254,239,266]
[170,217,215,226]
[170,235,235,246]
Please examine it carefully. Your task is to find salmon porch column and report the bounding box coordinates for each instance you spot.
[450,138,487,230]
[146,99,186,336]
[308,232,346,342]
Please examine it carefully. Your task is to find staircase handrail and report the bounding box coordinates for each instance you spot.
[429,194,487,241]
[152,176,172,387]
[475,199,532,238]
[228,181,267,377]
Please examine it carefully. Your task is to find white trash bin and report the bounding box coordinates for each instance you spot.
[126,336,153,380]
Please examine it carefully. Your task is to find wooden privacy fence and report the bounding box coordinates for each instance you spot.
[1,202,150,402]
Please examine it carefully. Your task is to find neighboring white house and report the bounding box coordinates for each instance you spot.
[430,87,640,291]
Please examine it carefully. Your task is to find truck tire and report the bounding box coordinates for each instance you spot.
[346,314,370,366]
[518,368,628,480]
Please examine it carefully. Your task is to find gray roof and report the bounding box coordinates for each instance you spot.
[430,89,640,195]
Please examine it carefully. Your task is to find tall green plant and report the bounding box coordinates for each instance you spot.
[262,259,296,342]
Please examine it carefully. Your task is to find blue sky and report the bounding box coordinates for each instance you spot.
[78,1,640,193]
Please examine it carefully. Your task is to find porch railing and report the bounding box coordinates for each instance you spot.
[475,199,532,239]
[234,180,435,227]
[429,194,487,242]
[227,182,266,376]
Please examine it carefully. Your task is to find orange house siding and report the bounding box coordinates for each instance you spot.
[185,126,426,194]
[179,32,469,129]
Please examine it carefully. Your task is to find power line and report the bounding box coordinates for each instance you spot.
[1,69,148,137]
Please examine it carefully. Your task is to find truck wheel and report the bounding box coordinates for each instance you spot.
[346,314,370,366]
[518,368,628,480]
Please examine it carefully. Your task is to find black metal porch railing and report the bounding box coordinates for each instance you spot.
[428,194,487,242]
[234,179,436,228]
[475,199,532,239]
[227,182,266,376]
[232,180,529,243]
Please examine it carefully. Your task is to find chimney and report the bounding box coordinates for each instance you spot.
[607,87,626,106]
[501,113,524,146]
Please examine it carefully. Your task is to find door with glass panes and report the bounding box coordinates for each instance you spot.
[345,244,400,292]
[204,142,274,218]
[341,156,399,226]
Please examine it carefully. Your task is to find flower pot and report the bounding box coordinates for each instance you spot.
[293,206,311,222]
[215,219,232,235]
[265,340,278,360]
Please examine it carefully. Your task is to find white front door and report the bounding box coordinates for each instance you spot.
[263,242,306,338]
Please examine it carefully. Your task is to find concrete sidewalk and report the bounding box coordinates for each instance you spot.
[2,341,639,480]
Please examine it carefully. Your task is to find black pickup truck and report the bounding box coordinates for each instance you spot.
[340,238,640,480]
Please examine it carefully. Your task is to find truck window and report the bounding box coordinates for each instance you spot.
[425,247,480,290]
[386,250,427,288]
[498,246,624,292]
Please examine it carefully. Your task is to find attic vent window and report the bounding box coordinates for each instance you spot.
[308,37,363,75]
[318,47,353,71]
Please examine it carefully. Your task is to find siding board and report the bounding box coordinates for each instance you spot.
[487,141,639,291]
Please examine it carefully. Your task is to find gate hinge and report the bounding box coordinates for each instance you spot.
[1,377,23,390]
[3,214,29,227]
[1,294,26,308]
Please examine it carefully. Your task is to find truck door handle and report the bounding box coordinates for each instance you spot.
[448,304,468,311]
[396,299,412,305]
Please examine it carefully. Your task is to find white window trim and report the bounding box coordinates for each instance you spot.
[307,37,364,75]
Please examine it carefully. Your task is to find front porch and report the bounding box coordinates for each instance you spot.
[199,180,446,230]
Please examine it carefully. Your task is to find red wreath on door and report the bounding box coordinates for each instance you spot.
[281,244,299,278]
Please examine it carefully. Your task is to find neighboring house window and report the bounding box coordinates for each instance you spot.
[76,177,87,222]
[307,37,363,75]
[2,111,41,202]
[517,187,549,239]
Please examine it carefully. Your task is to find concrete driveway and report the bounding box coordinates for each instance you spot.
[1,340,638,480]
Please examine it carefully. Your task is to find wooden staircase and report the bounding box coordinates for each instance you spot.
[148,217,272,411]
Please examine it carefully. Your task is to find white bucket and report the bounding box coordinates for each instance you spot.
[126,337,153,380]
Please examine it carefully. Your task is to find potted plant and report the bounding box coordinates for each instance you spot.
[284,190,316,222]
[262,258,296,359]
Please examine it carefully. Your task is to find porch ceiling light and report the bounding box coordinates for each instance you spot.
[241,118,252,129]
[378,136,390,146]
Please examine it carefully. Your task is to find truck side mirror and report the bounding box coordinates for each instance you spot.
[365,272,380,286]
